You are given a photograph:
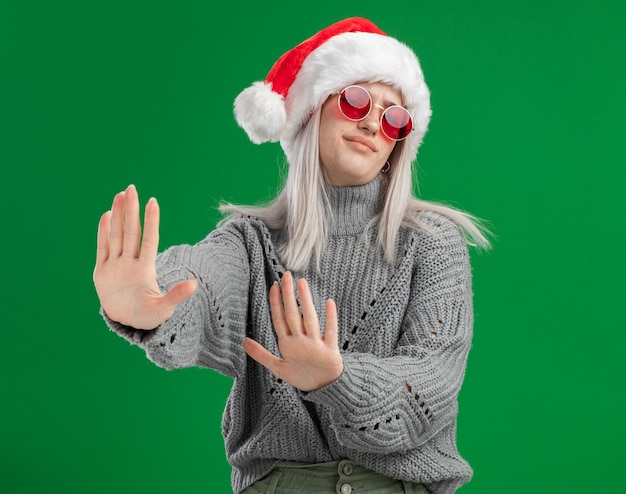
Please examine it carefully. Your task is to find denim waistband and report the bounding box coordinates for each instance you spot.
[243,459,429,494]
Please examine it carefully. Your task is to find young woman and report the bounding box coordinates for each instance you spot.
[94,17,490,494]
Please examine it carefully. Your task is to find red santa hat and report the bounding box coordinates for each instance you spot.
[234,17,431,162]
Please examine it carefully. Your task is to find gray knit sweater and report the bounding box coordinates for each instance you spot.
[104,178,474,494]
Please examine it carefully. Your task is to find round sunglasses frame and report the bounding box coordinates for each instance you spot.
[336,85,413,141]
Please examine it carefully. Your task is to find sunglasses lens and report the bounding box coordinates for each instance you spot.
[339,86,371,120]
[381,106,413,141]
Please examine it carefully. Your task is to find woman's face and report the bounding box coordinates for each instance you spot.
[318,82,402,187]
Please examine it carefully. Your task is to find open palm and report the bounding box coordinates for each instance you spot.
[93,185,197,330]
[244,272,344,392]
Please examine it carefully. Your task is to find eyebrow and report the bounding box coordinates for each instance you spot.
[360,84,403,108]
[373,94,401,108]
[382,98,401,108]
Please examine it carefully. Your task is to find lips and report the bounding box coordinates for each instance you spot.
[344,135,377,152]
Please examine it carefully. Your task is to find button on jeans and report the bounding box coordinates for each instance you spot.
[241,460,430,494]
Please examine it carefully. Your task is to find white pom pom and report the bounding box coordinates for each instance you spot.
[234,81,286,144]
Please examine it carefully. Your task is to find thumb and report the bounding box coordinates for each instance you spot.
[162,279,198,310]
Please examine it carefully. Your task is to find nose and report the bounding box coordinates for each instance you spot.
[358,104,385,134]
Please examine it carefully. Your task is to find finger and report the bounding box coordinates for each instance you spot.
[162,279,197,311]
[297,278,320,338]
[122,184,141,258]
[324,299,339,349]
[269,281,290,337]
[281,272,304,335]
[243,338,285,378]
[95,210,111,266]
[151,280,197,325]
[109,190,126,257]
[139,197,160,266]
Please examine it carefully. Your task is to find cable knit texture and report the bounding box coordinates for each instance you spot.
[103,177,474,494]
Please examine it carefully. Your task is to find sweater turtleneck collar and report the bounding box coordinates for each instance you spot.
[325,176,383,235]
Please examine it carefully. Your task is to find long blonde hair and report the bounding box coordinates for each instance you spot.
[220,107,491,272]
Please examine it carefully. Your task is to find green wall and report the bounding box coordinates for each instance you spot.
[2,1,625,492]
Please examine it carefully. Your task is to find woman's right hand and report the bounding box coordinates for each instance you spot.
[93,185,197,330]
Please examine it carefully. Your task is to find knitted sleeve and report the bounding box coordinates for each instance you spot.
[304,215,473,454]
[101,225,251,378]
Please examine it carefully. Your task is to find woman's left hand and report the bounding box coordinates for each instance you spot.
[243,272,344,392]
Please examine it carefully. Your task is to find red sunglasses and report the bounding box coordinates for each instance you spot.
[337,85,413,141]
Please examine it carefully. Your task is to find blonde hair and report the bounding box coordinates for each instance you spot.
[220,107,491,272]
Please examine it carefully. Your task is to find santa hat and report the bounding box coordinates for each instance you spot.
[234,17,431,162]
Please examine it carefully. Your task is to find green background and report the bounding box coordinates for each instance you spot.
[2,0,625,492]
